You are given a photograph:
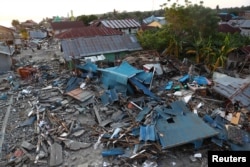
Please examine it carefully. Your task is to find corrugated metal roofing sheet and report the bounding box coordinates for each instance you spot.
[101,19,141,29]
[98,61,142,85]
[155,101,218,149]
[218,23,241,33]
[55,27,123,39]
[240,20,250,28]
[140,125,156,141]
[51,21,85,30]
[66,88,94,102]
[213,72,250,110]
[0,44,15,55]
[61,34,142,60]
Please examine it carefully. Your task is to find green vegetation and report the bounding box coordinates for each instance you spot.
[76,15,98,25]
[137,2,250,71]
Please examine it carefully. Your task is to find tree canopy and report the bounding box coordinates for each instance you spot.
[165,3,220,39]
[137,2,250,70]
[76,15,98,25]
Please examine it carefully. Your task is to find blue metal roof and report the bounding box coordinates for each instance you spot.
[155,101,218,149]
[100,88,119,106]
[140,125,156,141]
[136,107,152,122]
[129,77,159,100]
[98,61,143,86]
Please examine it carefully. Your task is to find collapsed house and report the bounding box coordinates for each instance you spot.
[1,44,250,166]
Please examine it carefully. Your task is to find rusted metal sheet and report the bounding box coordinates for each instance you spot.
[66,88,94,102]
[55,27,123,39]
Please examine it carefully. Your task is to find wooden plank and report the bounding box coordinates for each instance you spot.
[231,112,241,125]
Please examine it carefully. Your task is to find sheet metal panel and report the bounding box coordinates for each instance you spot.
[156,104,218,149]
[136,107,152,122]
[129,77,159,100]
[66,88,94,102]
[134,71,153,85]
[170,100,190,114]
[61,34,142,60]
[0,44,15,55]
[213,72,250,109]
[98,61,141,85]
[140,125,156,141]
[101,19,141,29]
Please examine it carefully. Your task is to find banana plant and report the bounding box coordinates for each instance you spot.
[212,34,237,71]
[186,34,215,64]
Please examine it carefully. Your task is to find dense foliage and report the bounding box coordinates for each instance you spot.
[137,2,250,70]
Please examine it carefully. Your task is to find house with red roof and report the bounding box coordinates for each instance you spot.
[50,21,85,35]
[55,27,123,39]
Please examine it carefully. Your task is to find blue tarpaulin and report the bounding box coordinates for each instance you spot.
[194,76,209,85]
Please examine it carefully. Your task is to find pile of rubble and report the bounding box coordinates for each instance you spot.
[0,47,249,167]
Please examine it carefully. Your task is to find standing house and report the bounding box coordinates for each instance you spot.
[90,19,141,34]
[226,45,250,71]
[0,42,15,72]
[239,20,250,37]
[54,27,123,39]
[0,25,15,45]
[142,15,167,28]
[60,34,142,65]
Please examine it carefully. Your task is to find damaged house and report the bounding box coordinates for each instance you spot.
[0,25,15,45]
[0,42,15,72]
[227,45,250,72]
[60,34,142,66]
[212,72,250,111]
